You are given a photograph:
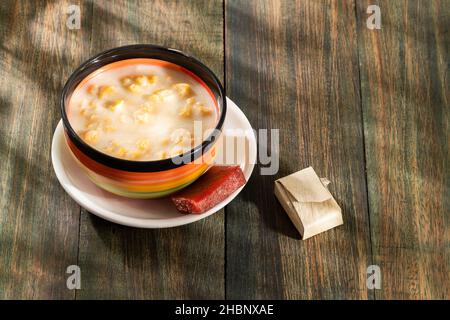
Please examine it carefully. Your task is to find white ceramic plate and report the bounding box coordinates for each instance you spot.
[51,97,256,228]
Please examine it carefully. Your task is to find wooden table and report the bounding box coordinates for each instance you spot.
[0,0,448,300]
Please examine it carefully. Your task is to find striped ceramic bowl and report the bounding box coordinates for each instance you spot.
[60,45,226,199]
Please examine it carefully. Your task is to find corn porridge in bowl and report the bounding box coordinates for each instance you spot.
[61,45,226,199]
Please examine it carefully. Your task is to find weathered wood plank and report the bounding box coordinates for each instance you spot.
[225,0,373,299]
[2,0,447,300]
[356,0,450,299]
[76,0,225,299]
[0,0,92,298]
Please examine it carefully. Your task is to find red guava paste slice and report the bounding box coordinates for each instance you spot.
[171,166,246,214]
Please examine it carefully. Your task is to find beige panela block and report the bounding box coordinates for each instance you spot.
[274,166,343,240]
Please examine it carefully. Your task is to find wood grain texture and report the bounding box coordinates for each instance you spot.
[1,0,448,300]
[356,0,450,299]
[0,0,91,298]
[225,0,373,299]
[75,0,225,299]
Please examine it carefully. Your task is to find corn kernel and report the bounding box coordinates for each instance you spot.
[131,75,157,86]
[170,147,183,157]
[121,75,157,93]
[115,147,127,157]
[111,140,120,147]
[134,109,150,124]
[146,93,159,103]
[86,114,100,129]
[129,150,142,160]
[170,128,191,144]
[141,102,155,113]
[104,140,120,153]
[120,77,133,87]
[172,83,193,98]
[98,85,115,98]
[136,138,150,151]
[158,151,167,159]
[160,137,170,146]
[126,83,142,94]
[106,99,124,112]
[104,141,124,156]
[147,75,157,84]
[178,104,192,117]
[84,130,99,144]
[195,103,213,116]
[81,100,98,116]
[87,84,98,95]
[134,76,147,86]
[86,122,98,130]
[186,97,196,105]
[148,89,173,102]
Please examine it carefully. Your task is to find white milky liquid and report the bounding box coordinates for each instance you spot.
[67,59,218,161]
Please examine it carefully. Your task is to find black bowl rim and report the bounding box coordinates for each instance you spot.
[60,44,226,172]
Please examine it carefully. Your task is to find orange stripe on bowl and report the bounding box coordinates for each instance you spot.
[65,134,216,183]
[81,162,210,192]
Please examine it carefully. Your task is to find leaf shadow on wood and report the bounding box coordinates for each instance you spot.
[0,0,90,299]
